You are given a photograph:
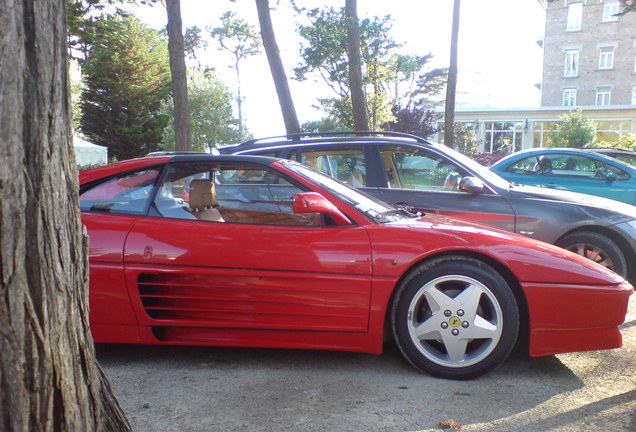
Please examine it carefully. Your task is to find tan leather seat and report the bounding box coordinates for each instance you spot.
[188,179,224,222]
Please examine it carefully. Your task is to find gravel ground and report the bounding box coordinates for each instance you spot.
[99,296,636,432]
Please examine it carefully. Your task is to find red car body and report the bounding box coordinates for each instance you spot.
[80,155,632,378]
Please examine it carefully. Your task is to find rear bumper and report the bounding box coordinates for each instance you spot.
[522,280,633,357]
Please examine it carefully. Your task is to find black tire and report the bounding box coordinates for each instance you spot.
[556,231,627,278]
[391,256,519,380]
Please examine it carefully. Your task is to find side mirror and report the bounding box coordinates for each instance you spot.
[458,176,485,194]
[293,192,352,225]
[605,171,616,182]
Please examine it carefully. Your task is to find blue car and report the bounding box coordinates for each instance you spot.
[491,148,636,205]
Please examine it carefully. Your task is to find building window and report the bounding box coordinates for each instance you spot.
[567,3,583,30]
[564,50,579,77]
[596,87,612,105]
[603,0,619,22]
[532,121,559,148]
[598,46,615,69]
[632,86,636,105]
[596,120,632,142]
[562,89,577,107]
[483,122,523,154]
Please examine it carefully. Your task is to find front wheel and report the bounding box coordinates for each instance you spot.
[555,231,627,278]
[391,256,519,380]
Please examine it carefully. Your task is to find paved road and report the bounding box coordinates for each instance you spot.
[99,297,636,432]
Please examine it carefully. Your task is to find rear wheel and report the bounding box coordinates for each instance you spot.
[556,231,627,278]
[392,256,519,380]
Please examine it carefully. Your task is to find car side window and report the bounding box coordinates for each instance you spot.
[508,154,630,180]
[80,168,161,215]
[612,154,636,167]
[300,148,366,187]
[505,156,542,174]
[379,147,468,191]
[605,164,630,180]
[554,155,626,179]
[153,162,322,226]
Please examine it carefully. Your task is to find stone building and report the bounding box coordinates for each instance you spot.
[442,0,636,153]
[541,0,636,107]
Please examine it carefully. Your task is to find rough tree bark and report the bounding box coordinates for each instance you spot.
[345,0,370,131]
[165,0,192,151]
[0,1,131,431]
[255,0,301,135]
[443,0,461,148]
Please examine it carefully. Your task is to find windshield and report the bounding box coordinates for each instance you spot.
[431,143,513,189]
[283,161,413,223]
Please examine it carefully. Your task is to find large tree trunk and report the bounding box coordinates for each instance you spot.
[0,1,131,431]
[166,0,192,151]
[345,0,369,131]
[443,0,461,148]
[255,0,301,135]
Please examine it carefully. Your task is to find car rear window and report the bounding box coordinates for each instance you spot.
[80,168,161,215]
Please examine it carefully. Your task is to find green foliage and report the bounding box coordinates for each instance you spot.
[184,26,208,62]
[67,0,135,60]
[294,7,446,131]
[208,12,262,134]
[453,122,481,157]
[161,67,247,151]
[79,14,171,160]
[69,59,84,130]
[550,108,597,148]
[300,117,349,133]
[435,122,481,156]
[208,12,262,60]
[593,133,636,151]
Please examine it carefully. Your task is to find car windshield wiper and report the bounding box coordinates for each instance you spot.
[395,205,422,217]
[376,205,421,221]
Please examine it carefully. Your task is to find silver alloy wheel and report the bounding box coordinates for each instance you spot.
[563,243,614,271]
[406,275,503,368]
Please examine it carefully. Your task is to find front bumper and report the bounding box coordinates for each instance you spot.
[522,279,633,357]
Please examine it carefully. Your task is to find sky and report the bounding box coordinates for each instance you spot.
[126,0,546,138]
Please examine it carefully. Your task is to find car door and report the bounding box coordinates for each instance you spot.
[80,165,165,343]
[122,160,373,337]
[372,144,517,231]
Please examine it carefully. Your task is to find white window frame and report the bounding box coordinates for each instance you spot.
[603,0,619,22]
[483,121,523,154]
[598,46,615,69]
[596,87,612,106]
[564,50,579,77]
[563,88,577,107]
[567,3,583,31]
[632,86,636,105]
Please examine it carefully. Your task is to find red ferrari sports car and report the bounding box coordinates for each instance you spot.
[79,154,633,379]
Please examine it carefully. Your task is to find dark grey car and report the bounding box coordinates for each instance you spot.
[585,148,636,168]
[220,132,636,281]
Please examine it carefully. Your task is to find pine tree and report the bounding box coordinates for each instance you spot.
[80,15,171,160]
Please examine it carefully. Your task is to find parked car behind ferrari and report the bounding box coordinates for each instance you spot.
[491,147,636,205]
[220,132,636,282]
[585,148,636,168]
[79,153,632,380]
